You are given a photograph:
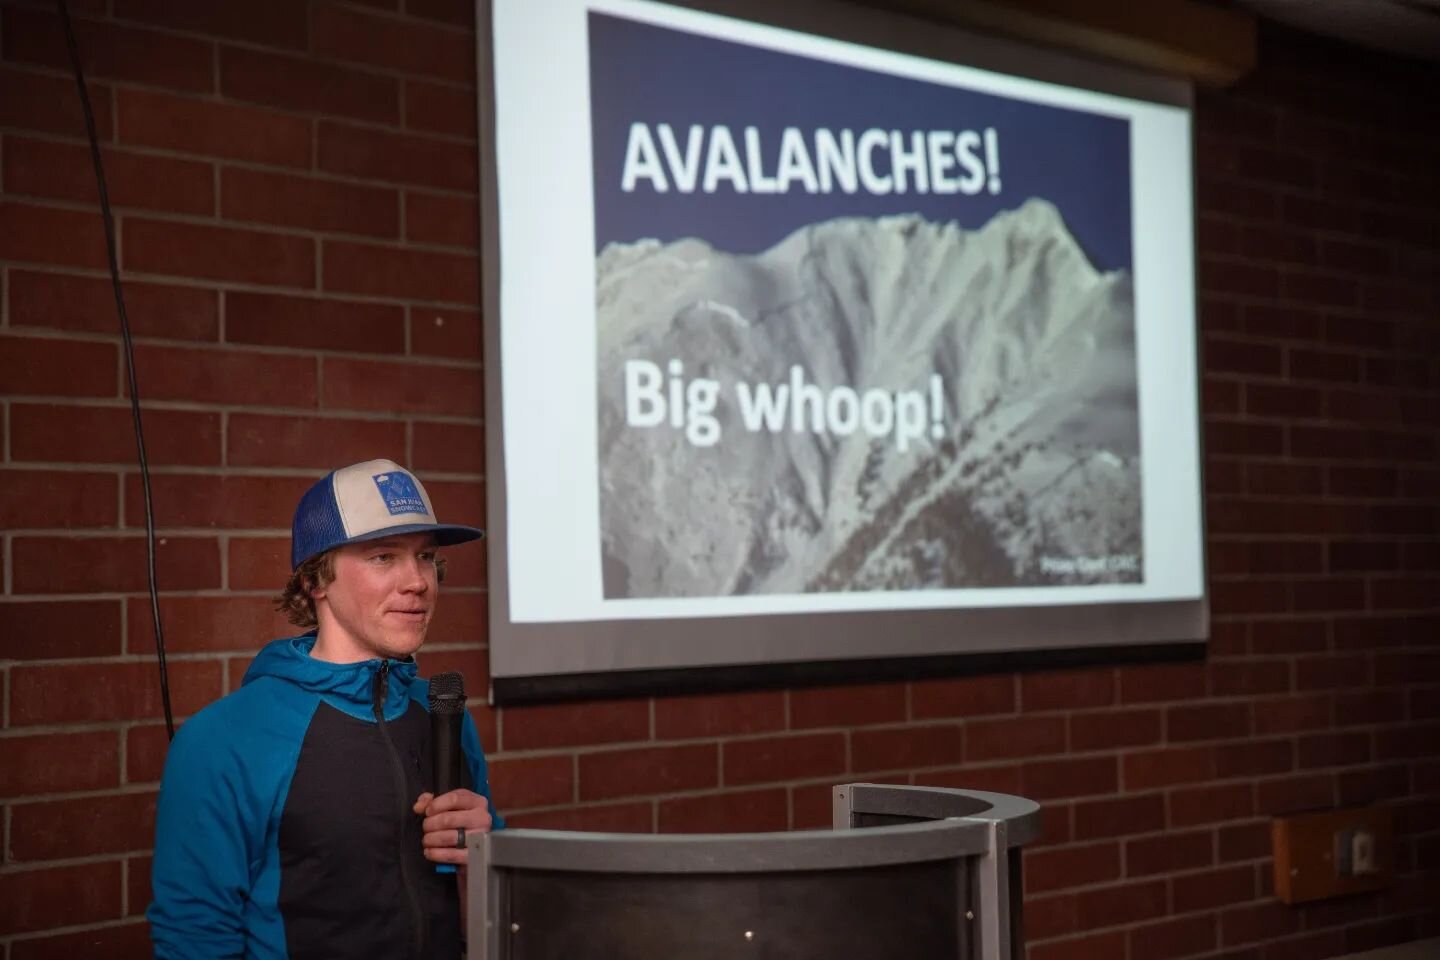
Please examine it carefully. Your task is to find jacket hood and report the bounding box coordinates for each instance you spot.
[243,635,420,720]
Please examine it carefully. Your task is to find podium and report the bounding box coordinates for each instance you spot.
[466,783,1040,959]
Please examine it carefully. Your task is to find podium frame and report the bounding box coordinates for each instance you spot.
[466,783,1040,959]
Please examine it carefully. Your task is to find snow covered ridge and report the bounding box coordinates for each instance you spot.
[595,198,1143,599]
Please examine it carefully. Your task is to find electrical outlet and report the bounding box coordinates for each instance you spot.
[1334,827,1380,877]
[1274,806,1393,903]
[1352,829,1376,875]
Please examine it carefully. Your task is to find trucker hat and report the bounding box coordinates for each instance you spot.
[290,458,484,569]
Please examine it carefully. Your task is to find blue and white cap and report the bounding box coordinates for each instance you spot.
[290,458,483,569]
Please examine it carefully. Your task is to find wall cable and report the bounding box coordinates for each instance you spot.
[57,0,175,740]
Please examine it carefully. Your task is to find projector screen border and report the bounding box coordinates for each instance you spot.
[478,0,1208,703]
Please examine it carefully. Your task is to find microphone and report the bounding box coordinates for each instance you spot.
[428,671,466,796]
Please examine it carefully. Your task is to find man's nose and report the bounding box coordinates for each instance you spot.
[397,555,431,592]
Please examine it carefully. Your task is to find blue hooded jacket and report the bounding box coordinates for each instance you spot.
[148,636,501,959]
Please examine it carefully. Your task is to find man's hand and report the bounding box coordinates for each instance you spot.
[414,789,493,866]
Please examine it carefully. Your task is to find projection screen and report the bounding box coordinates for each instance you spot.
[480,0,1206,700]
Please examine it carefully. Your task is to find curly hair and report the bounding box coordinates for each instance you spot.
[275,548,449,628]
[276,551,338,628]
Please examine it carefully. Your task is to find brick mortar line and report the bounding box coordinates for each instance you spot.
[1224,266,1429,289]
[0,404,488,425]
[2,111,483,173]
[503,763,1429,823]
[1,582,492,599]
[5,129,486,195]
[1214,417,1440,430]
[1212,393,1440,407]
[5,193,485,254]
[212,266,228,345]
[0,849,156,875]
[4,49,481,112]
[312,234,325,290]
[1204,338,1424,362]
[2,293,489,326]
[1192,217,1428,247]
[1195,216,1435,251]
[312,354,325,413]
[1197,287,1435,312]
[1208,571,1432,582]
[667,758,1422,797]
[509,780,821,815]
[9,0,481,40]
[206,29,221,100]
[298,2,478,36]
[0,398,488,424]
[217,530,230,592]
[1197,115,1431,153]
[1204,329,1440,349]
[0,460,485,478]
[2,197,478,250]
[1201,244,1429,268]
[1213,609,1439,623]
[1022,900,1436,946]
[113,720,131,790]
[0,322,488,365]
[119,855,132,921]
[1197,214,1435,249]
[2,785,157,809]
[0,266,491,316]
[0,919,153,951]
[3,658,252,679]
[0,718,173,737]
[1195,170,1438,216]
[1206,495,1440,510]
[396,170,409,241]
[104,71,118,147]
[324,230,483,257]
[0,271,485,325]
[1203,368,1427,389]
[1213,439,1440,452]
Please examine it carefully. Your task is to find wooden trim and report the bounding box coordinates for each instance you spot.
[858,0,1257,85]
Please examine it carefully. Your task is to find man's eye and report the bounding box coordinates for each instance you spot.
[370,553,393,563]
[418,552,437,563]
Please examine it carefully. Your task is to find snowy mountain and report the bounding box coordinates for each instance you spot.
[596,198,1142,598]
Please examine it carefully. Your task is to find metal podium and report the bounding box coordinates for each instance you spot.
[465,783,1040,959]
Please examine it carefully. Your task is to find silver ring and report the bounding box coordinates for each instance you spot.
[455,826,467,849]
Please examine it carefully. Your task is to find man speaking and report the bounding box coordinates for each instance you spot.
[148,459,501,959]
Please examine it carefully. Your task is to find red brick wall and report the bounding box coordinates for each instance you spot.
[0,1,1436,956]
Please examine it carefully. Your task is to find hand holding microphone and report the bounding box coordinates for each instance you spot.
[415,671,493,867]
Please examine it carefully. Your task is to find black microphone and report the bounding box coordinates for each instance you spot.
[428,671,466,796]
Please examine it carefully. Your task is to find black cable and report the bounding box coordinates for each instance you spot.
[57,0,175,740]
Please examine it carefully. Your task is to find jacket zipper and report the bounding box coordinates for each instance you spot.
[374,660,427,960]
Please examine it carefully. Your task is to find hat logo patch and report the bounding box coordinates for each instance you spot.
[373,472,428,517]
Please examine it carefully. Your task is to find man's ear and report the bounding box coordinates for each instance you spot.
[308,576,328,602]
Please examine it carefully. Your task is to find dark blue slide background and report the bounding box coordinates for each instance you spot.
[589,12,1134,272]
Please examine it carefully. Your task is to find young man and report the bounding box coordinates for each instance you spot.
[149,459,500,959]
